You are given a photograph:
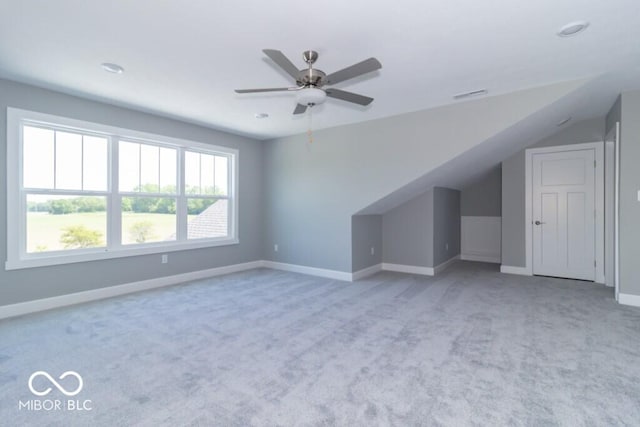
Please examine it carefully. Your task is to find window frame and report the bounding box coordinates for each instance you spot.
[6,107,239,270]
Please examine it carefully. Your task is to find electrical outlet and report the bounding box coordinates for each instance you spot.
[161,254,168,264]
[445,243,449,251]
[371,246,375,255]
[274,244,278,252]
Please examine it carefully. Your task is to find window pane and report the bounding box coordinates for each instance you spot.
[187,198,228,239]
[55,131,83,190]
[214,156,228,196]
[185,151,200,194]
[201,154,215,195]
[23,126,54,189]
[159,147,177,193]
[119,141,140,192]
[140,144,159,193]
[121,197,177,244]
[26,194,107,253]
[83,135,108,191]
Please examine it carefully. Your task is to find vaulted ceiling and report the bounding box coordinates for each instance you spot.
[1,0,639,139]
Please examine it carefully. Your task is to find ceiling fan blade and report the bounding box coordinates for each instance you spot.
[325,58,382,85]
[235,87,295,93]
[293,103,308,115]
[263,49,300,80]
[325,88,374,106]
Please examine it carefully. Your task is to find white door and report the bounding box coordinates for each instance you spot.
[532,148,596,281]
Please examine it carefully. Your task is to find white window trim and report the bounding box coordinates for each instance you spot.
[6,107,239,270]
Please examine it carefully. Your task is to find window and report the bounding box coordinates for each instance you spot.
[118,141,178,245]
[184,150,229,240]
[7,108,238,269]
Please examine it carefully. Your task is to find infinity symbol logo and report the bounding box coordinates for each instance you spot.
[28,371,83,396]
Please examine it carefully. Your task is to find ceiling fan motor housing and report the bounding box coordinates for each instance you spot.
[296,68,326,87]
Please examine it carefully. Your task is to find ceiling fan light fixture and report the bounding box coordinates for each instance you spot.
[295,87,327,106]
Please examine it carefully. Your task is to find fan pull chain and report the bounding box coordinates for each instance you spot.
[307,106,313,144]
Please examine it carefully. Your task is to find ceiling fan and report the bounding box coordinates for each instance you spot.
[235,49,382,115]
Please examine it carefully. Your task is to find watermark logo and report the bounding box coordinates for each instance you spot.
[19,371,92,412]
[28,371,83,397]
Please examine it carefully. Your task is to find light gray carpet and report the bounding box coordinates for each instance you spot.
[1,262,640,426]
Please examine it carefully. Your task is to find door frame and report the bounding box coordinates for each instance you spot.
[604,123,620,299]
[525,142,604,282]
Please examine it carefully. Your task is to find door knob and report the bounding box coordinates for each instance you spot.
[534,220,545,225]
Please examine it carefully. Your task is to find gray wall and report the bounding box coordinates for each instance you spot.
[461,166,502,216]
[433,187,461,265]
[618,91,640,296]
[382,187,460,268]
[0,79,263,306]
[263,83,580,273]
[605,95,621,135]
[382,190,434,267]
[501,117,605,267]
[501,156,526,267]
[351,215,382,272]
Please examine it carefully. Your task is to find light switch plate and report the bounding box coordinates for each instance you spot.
[638,190,640,201]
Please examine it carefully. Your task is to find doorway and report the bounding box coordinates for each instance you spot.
[525,142,604,282]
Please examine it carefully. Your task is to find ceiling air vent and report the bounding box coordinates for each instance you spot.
[453,89,488,100]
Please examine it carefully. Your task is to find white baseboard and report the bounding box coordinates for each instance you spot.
[351,263,383,281]
[381,263,434,276]
[381,256,459,277]
[262,260,352,282]
[434,255,460,274]
[618,293,640,308]
[461,254,501,264]
[0,260,264,320]
[500,265,531,276]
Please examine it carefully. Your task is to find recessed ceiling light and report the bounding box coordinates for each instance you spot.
[557,21,589,37]
[556,117,572,126]
[453,89,488,100]
[254,113,269,119]
[101,63,124,74]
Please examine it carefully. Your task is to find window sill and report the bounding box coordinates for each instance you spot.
[5,238,239,271]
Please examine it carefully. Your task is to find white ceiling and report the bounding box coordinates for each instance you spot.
[1,0,640,140]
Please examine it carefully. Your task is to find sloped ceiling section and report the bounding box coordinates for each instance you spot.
[339,79,589,216]
[356,76,608,214]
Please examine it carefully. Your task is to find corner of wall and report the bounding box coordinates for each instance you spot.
[351,214,383,273]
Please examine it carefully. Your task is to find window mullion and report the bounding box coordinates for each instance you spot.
[138,143,142,192]
[177,148,188,241]
[81,136,85,191]
[53,130,57,189]
[19,190,27,258]
[198,153,202,194]
[110,137,122,250]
